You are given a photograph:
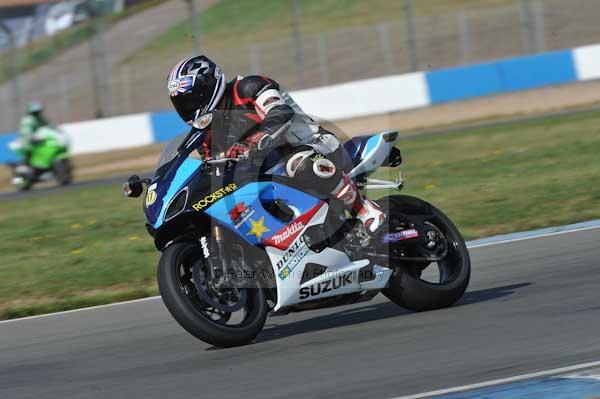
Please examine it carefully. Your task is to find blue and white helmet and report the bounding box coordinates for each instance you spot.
[168,55,226,124]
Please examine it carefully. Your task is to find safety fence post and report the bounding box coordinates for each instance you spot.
[403,0,419,71]
[0,20,23,129]
[290,0,305,88]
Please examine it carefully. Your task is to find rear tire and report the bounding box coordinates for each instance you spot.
[53,159,72,186]
[158,242,268,348]
[378,195,471,311]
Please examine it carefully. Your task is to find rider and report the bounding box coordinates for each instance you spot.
[167,55,385,234]
[19,102,51,164]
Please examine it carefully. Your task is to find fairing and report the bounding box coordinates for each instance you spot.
[343,131,399,178]
[144,130,398,310]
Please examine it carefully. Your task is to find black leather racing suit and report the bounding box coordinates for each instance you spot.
[203,75,385,233]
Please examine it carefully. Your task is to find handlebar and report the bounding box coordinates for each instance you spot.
[200,156,245,175]
[194,120,293,174]
[204,157,247,165]
[203,156,245,165]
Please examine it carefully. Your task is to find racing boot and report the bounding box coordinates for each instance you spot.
[331,173,386,235]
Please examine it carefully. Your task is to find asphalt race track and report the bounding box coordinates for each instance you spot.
[2,227,600,398]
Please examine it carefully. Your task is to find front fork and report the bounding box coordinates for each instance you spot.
[209,224,249,289]
[209,224,229,285]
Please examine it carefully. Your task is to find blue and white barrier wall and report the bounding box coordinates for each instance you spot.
[2,43,600,163]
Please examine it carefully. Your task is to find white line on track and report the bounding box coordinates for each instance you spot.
[1,222,599,326]
[389,360,600,399]
[0,296,161,325]
[467,224,600,249]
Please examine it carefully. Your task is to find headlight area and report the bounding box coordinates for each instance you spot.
[165,188,189,222]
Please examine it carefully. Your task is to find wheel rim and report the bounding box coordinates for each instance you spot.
[192,260,248,313]
[174,245,258,327]
[424,219,462,285]
[387,214,465,286]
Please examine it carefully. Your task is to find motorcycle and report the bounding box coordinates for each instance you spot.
[124,118,471,348]
[9,126,72,191]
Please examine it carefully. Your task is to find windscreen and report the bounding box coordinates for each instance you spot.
[155,134,187,171]
[154,130,208,174]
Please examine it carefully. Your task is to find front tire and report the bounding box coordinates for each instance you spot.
[17,178,33,191]
[157,242,268,348]
[11,164,34,191]
[378,195,471,311]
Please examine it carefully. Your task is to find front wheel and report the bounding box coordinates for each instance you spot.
[378,195,471,311]
[16,177,33,191]
[157,241,268,348]
[11,163,34,191]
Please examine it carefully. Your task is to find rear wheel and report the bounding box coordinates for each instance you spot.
[157,241,268,348]
[378,195,470,311]
[53,159,72,186]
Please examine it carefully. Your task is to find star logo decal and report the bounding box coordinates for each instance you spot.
[246,216,270,241]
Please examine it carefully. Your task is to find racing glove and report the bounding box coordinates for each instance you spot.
[225,131,269,159]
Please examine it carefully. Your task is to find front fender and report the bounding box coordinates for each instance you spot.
[149,211,212,251]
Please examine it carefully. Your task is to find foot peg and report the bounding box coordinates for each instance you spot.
[364,171,403,191]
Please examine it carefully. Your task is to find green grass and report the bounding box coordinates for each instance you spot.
[123,0,515,68]
[2,108,600,319]
[0,0,517,96]
[370,110,600,238]
[0,184,158,319]
[0,24,91,84]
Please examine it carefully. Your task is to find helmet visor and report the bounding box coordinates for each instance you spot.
[170,92,208,124]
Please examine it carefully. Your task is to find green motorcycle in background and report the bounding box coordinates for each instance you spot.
[9,126,73,191]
